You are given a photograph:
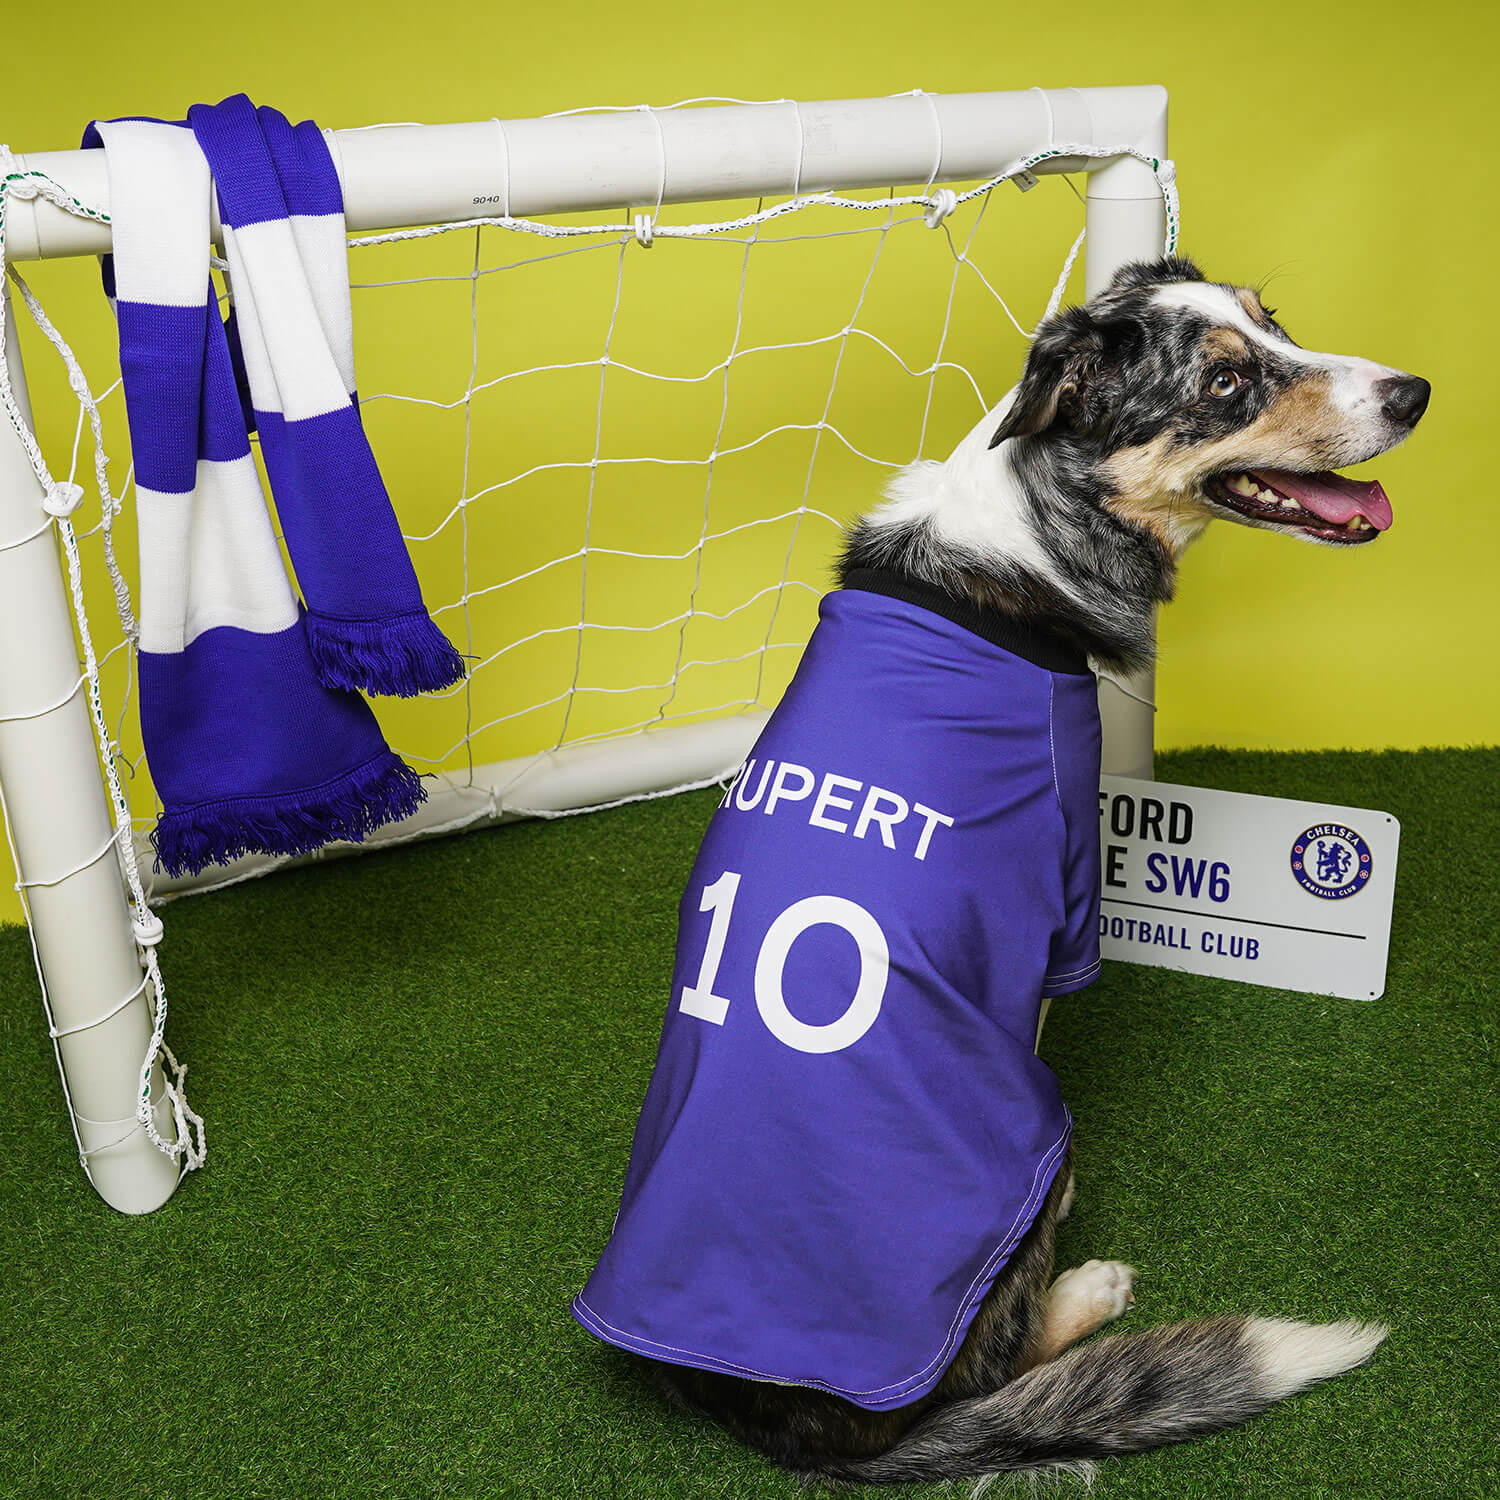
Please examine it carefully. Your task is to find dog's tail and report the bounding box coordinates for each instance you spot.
[828,1315,1387,1485]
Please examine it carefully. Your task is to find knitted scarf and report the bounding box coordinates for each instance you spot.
[84,98,464,876]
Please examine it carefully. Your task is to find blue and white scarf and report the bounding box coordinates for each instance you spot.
[84,97,464,876]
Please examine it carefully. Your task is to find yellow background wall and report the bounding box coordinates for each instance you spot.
[1,0,1493,933]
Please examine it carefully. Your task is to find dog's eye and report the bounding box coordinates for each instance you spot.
[1208,369,1245,398]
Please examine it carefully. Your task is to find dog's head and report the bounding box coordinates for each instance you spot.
[990,256,1429,551]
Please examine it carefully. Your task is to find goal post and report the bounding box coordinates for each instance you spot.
[0,291,182,1214]
[1084,145,1167,782]
[0,85,1167,1212]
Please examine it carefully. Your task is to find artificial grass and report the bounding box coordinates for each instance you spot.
[0,748,1495,1500]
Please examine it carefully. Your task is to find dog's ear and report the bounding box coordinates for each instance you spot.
[1106,255,1204,294]
[989,305,1136,448]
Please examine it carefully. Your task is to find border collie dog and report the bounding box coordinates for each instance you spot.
[572,256,1429,1484]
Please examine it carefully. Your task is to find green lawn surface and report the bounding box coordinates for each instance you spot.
[1,748,1494,1499]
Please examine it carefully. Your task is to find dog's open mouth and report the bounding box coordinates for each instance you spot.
[1206,469,1392,543]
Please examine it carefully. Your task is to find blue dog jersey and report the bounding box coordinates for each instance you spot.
[573,573,1102,1411]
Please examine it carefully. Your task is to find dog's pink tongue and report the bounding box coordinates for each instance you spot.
[1250,469,1393,531]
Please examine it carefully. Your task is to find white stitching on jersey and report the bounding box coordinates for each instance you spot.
[1048,676,1062,813]
[1042,960,1102,992]
[1044,958,1101,980]
[1043,673,1096,989]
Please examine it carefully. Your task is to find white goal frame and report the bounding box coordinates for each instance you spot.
[0,86,1167,1213]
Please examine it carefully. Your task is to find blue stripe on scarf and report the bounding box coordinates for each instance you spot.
[257,108,345,219]
[221,307,259,437]
[115,302,208,492]
[141,614,424,876]
[184,94,343,228]
[119,299,254,480]
[254,402,467,695]
[199,301,256,460]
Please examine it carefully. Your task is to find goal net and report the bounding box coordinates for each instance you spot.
[0,88,1173,1213]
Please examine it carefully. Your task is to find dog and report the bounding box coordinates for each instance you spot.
[571,255,1429,1485]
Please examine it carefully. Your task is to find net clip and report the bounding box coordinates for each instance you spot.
[923,189,958,229]
[130,906,164,950]
[633,213,656,249]
[43,481,84,518]
[0,153,40,201]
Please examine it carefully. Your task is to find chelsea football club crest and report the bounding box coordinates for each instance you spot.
[1290,823,1373,900]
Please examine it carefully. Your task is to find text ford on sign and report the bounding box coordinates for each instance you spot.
[1096,775,1400,1000]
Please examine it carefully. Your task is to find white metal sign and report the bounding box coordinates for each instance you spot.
[1097,775,1400,1000]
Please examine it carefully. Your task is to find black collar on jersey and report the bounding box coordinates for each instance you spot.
[841,568,1093,677]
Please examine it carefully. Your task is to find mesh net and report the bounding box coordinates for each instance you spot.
[359,189,1058,787]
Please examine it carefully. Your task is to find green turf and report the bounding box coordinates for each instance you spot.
[0,748,1495,1499]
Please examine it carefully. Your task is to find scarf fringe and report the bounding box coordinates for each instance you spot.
[152,752,427,877]
[307,610,467,697]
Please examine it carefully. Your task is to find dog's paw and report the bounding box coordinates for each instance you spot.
[1050,1259,1137,1324]
[1057,1170,1076,1223]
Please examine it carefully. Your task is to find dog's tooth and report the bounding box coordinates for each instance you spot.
[1279,494,1297,509]
[1229,473,1258,497]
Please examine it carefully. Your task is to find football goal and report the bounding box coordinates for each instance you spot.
[0,85,1172,1213]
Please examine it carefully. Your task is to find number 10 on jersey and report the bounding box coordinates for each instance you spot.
[677,871,890,1055]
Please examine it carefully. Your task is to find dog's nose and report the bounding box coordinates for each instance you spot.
[1378,374,1431,427]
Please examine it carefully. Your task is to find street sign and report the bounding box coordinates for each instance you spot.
[1097,775,1400,1000]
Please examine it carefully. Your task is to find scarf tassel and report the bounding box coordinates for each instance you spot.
[152,751,427,878]
[306,610,468,698]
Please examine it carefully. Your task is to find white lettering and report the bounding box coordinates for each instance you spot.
[764,761,816,816]
[734,758,773,811]
[754,894,889,1054]
[719,761,747,808]
[853,786,909,848]
[911,803,955,861]
[678,871,741,1024]
[809,772,863,833]
[725,758,952,864]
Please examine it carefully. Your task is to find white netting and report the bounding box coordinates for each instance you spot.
[0,95,1177,1181]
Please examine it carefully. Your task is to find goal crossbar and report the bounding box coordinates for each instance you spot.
[6,87,1168,259]
[0,86,1167,1214]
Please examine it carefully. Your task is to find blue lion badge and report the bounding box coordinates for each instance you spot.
[1290,823,1373,900]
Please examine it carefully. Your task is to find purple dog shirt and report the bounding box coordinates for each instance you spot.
[573,574,1102,1411]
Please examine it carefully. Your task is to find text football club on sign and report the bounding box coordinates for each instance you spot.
[1097,775,1400,1000]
